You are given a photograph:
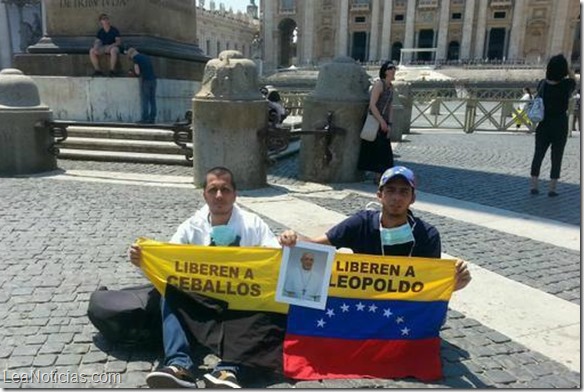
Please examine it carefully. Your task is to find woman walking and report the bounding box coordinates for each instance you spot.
[529,54,576,197]
[358,61,396,183]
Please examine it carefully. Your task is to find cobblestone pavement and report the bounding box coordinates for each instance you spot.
[1,129,580,388]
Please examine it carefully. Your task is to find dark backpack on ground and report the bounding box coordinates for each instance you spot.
[87,284,162,348]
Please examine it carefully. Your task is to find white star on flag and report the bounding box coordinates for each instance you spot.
[401,327,410,336]
[356,302,365,311]
[340,303,350,312]
[317,318,326,328]
[383,308,393,318]
[396,316,404,324]
[368,304,378,313]
[326,308,335,318]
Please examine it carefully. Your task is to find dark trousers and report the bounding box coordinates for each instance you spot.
[530,116,568,179]
[140,79,157,123]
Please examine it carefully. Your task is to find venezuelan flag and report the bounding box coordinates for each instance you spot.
[283,253,456,381]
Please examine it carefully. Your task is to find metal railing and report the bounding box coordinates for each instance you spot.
[275,89,577,133]
[37,114,193,162]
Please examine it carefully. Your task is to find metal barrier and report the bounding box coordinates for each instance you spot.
[260,111,346,163]
[275,89,576,133]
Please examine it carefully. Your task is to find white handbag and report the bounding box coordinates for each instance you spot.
[360,114,379,141]
[360,89,391,142]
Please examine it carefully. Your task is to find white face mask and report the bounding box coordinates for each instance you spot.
[210,225,237,246]
[380,222,415,246]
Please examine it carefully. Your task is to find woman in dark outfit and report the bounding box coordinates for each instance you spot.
[529,54,576,197]
[358,61,396,183]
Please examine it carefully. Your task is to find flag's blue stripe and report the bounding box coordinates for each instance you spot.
[287,297,448,340]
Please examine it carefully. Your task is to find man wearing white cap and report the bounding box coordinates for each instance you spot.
[279,166,471,291]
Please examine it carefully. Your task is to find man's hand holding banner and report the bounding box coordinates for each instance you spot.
[138,238,456,381]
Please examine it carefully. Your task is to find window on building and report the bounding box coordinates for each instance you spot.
[217,41,221,55]
[493,11,506,19]
[226,42,230,50]
[280,0,295,13]
[395,14,404,21]
[395,0,406,8]
[351,0,370,11]
[234,43,238,50]
[451,12,462,20]
[206,40,211,55]
[355,16,366,23]
[417,0,438,8]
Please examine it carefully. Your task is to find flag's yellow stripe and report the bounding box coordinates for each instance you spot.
[137,239,455,314]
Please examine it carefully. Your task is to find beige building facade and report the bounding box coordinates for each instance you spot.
[197,0,260,59]
[261,0,581,71]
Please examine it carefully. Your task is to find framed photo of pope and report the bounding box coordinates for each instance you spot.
[275,241,335,310]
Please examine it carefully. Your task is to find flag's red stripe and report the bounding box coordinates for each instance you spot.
[283,334,442,381]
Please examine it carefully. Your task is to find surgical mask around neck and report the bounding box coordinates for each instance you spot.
[380,222,415,246]
[211,225,237,246]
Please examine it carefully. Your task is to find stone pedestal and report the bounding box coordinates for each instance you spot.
[22,0,208,79]
[299,57,370,183]
[192,51,267,190]
[393,81,412,136]
[0,69,55,175]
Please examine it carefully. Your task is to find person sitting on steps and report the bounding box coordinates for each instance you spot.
[89,13,121,77]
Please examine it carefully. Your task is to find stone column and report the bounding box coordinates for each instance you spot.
[192,51,267,190]
[302,0,315,65]
[0,3,11,69]
[0,69,55,175]
[436,0,451,61]
[460,0,476,60]
[299,57,370,183]
[474,0,488,59]
[403,0,416,63]
[368,0,381,61]
[507,0,527,60]
[549,0,570,55]
[379,0,393,60]
[336,0,349,57]
[263,1,276,71]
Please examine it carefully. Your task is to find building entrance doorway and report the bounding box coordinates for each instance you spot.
[351,32,367,62]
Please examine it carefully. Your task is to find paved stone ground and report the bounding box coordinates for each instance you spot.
[0,129,580,388]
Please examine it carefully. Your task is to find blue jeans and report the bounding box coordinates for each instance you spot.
[161,298,239,375]
[161,297,194,371]
[140,79,157,123]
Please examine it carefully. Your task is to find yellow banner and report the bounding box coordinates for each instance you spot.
[329,253,455,301]
[138,239,456,314]
[138,238,288,314]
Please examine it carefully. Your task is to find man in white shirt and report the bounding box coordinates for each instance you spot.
[283,252,322,301]
[129,167,278,389]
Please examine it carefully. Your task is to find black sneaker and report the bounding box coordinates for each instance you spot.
[108,70,116,77]
[92,70,104,77]
[203,370,241,388]
[146,365,197,388]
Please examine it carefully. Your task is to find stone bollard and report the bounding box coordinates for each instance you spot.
[430,98,441,115]
[392,81,412,139]
[502,101,514,118]
[299,57,370,183]
[192,51,267,189]
[0,69,55,175]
